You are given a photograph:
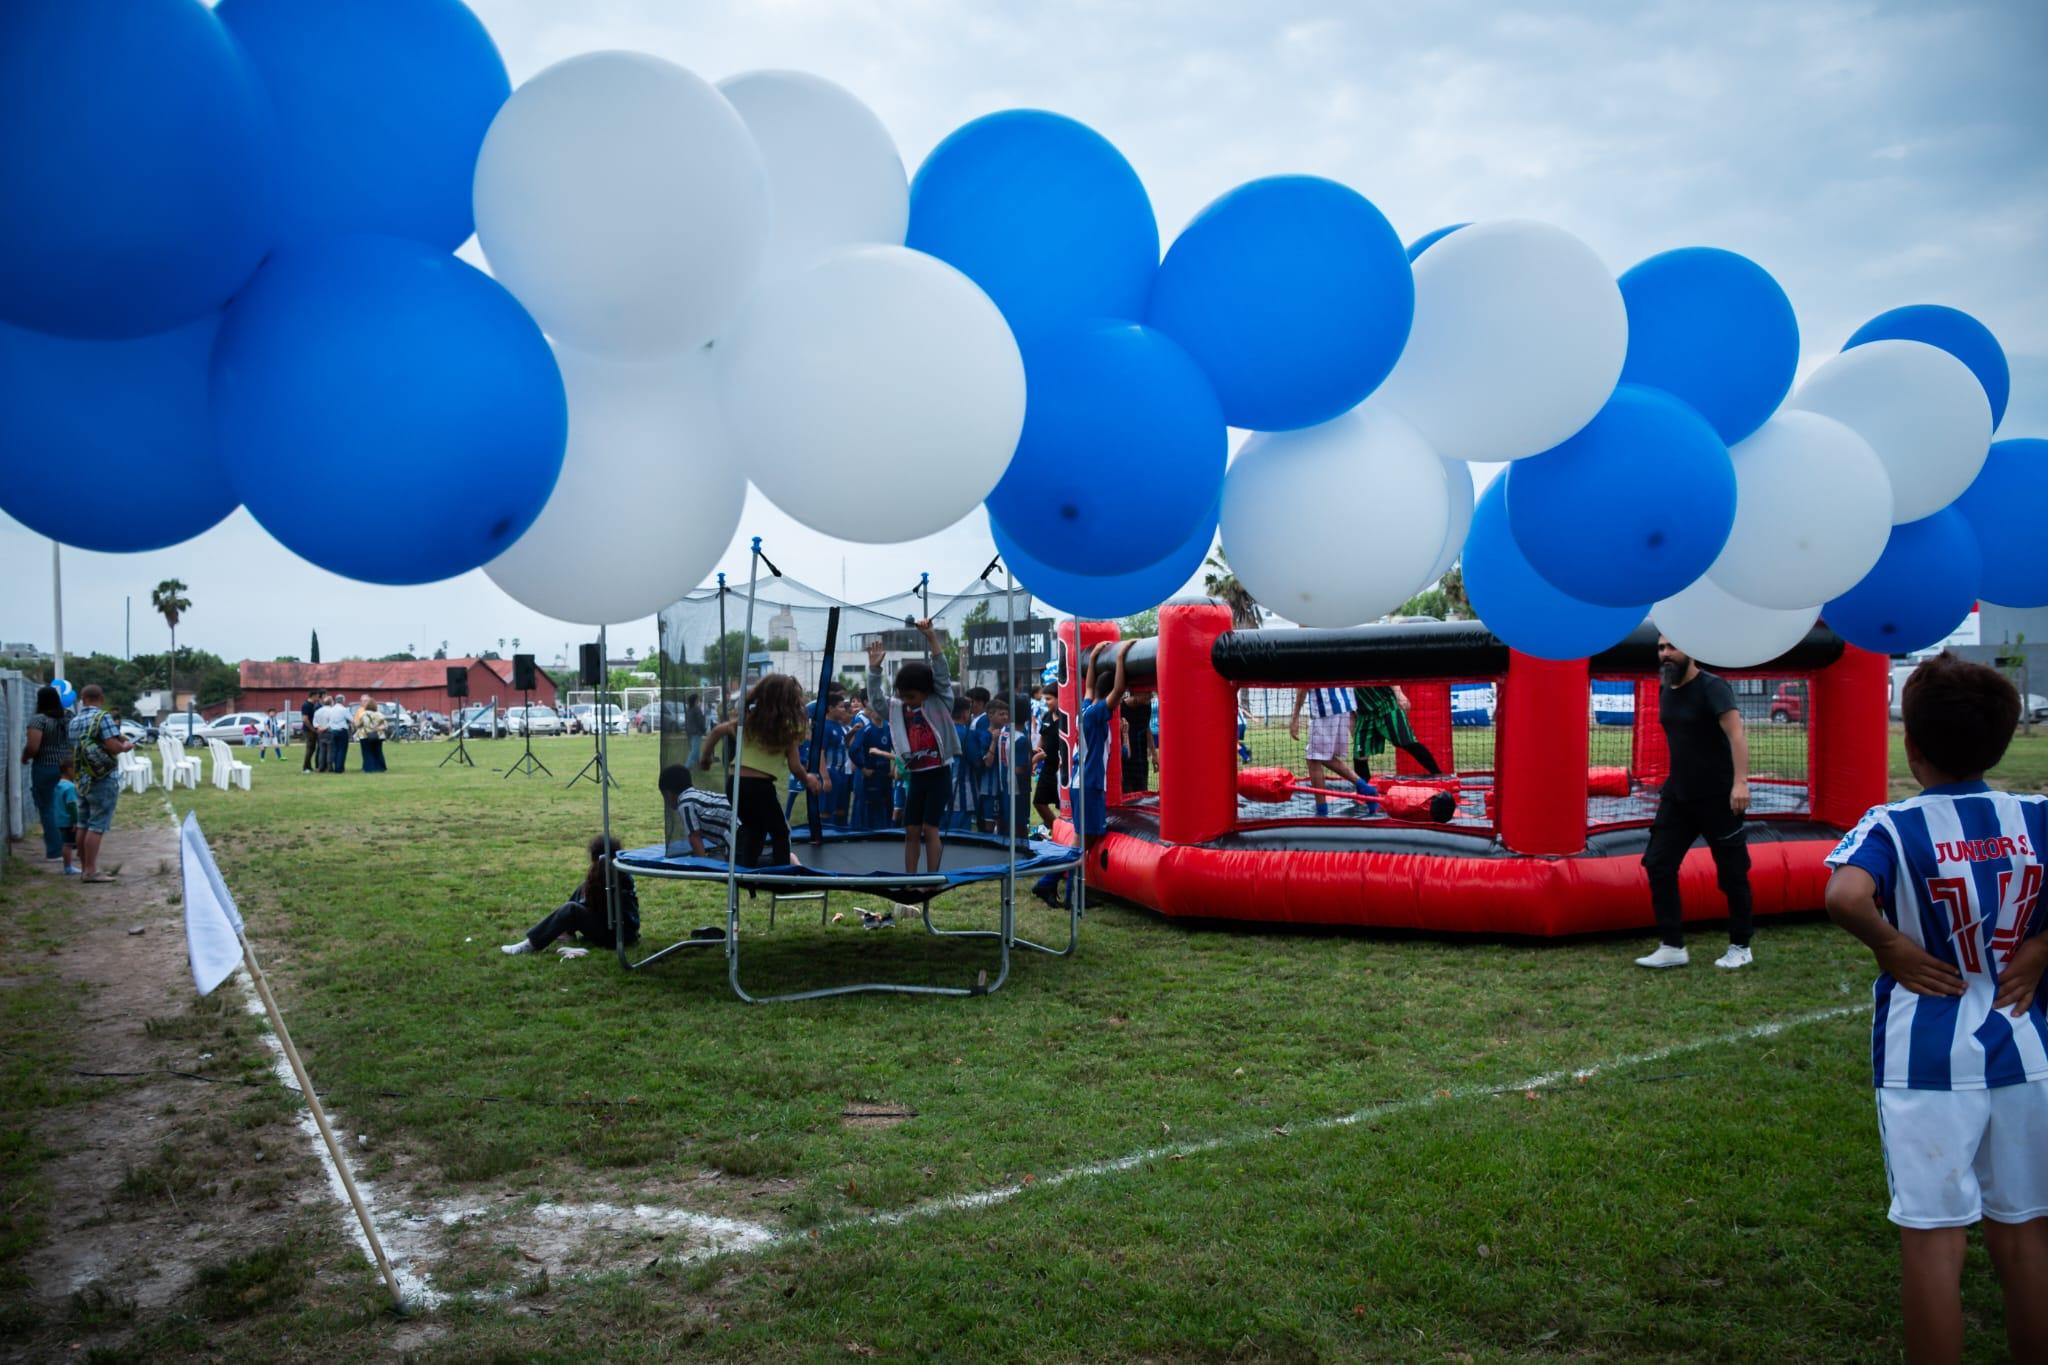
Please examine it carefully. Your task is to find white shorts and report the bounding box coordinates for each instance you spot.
[1875,1080,2048,1229]
[1306,714,1351,762]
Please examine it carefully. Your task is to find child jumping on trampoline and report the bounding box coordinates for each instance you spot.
[502,835,640,956]
[868,619,959,874]
[1034,639,1132,908]
[698,674,821,869]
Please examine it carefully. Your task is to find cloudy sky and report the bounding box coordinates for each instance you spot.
[6,0,2044,667]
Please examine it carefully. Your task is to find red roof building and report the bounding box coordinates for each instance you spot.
[227,658,557,718]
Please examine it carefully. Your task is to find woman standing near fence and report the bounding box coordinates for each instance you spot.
[20,685,71,860]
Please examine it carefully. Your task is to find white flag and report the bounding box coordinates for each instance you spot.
[181,812,244,996]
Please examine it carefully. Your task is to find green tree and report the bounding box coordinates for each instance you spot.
[151,578,191,715]
[1119,606,1160,638]
[1201,551,1261,628]
[377,651,417,662]
[1440,563,1471,619]
[310,629,321,663]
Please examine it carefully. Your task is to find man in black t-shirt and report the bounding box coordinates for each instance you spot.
[1635,636,1755,971]
[301,693,323,773]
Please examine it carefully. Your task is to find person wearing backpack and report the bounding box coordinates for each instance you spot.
[66,684,132,882]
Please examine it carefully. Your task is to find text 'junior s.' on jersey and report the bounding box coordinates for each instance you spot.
[1826,781,2048,1091]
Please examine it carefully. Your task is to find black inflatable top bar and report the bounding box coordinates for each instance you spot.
[1088,617,1846,689]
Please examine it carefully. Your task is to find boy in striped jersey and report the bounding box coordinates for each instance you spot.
[1824,653,2047,1364]
[1288,686,1364,816]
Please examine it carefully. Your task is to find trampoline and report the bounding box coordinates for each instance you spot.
[591,537,1093,1004]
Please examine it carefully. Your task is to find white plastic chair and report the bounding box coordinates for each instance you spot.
[208,739,252,792]
[118,749,153,793]
[159,736,200,789]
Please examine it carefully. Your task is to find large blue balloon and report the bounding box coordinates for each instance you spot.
[907,111,1157,342]
[984,323,1225,578]
[1951,438,2048,608]
[1618,247,1798,446]
[1147,176,1413,432]
[52,680,78,710]
[993,502,1217,622]
[1506,384,1735,607]
[211,236,566,586]
[218,0,509,252]
[1405,223,1467,261]
[1823,510,1983,655]
[0,0,275,338]
[1465,479,1646,661]
[1845,304,2010,430]
[0,316,236,551]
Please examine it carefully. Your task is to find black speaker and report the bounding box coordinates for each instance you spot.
[578,643,603,686]
[446,666,469,699]
[512,653,536,691]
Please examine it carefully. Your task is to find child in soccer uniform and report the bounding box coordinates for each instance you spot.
[868,620,958,873]
[1033,706,1069,836]
[1823,653,2048,1363]
[1034,641,1132,907]
[659,763,734,859]
[852,701,894,830]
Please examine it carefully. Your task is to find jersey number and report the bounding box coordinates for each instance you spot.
[1992,864,2043,970]
[1929,866,2044,974]
[1926,878,1982,972]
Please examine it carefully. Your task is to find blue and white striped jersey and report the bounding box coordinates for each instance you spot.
[1302,687,1356,719]
[1825,781,2048,1091]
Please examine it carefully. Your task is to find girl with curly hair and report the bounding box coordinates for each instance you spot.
[699,674,821,868]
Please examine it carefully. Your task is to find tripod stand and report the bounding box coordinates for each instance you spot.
[566,703,616,789]
[504,689,551,778]
[438,710,474,767]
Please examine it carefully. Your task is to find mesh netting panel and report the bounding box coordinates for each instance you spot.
[654,571,1038,844]
[1585,673,1812,828]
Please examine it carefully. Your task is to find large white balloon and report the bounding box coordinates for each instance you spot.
[720,245,1025,543]
[473,52,768,358]
[486,344,745,625]
[718,70,908,279]
[1374,220,1627,463]
[1422,455,1477,587]
[1706,410,1892,610]
[1786,339,1992,523]
[1221,405,1451,627]
[1653,575,1818,669]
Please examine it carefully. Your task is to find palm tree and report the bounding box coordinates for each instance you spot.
[1201,550,1262,629]
[151,578,191,724]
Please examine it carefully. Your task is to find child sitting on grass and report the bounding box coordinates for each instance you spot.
[502,835,639,956]
[867,619,958,873]
[54,757,80,876]
[1822,652,2048,1364]
[1034,640,1131,907]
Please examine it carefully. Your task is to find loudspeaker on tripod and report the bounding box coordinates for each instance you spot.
[512,653,536,691]
[446,666,469,699]
[578,643,603,686]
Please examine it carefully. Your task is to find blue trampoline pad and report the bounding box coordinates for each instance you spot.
[618,829,1080,903]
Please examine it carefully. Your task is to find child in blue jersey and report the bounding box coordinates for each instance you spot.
[1033,640,1132,907]
[1824,653,2048,1363]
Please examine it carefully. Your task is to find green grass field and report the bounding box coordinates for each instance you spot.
[13,728,2048,1360]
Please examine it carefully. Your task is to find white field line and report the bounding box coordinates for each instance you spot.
[793,1002,1865,1245]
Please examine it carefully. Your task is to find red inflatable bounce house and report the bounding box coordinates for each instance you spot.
[1051,602,1889,936]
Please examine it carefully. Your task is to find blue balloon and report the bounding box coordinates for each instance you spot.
[1506,385,1735,607]
[1147,176,1413,432]
[1406,223,1467,261]
[52,679,78,709]
[211,236,566,586]
[1823,510,1983,655]
[908,111,1157,342]
[1951,438,2048,608]
[0,0,274,338]
[994,502,1218,622]
[985,323,1225,578]
[1618,247,1799,446]
[218,0,509,252]
[0,316,236,551]
[1464,478,1646,662]
[1845,304,2009,430]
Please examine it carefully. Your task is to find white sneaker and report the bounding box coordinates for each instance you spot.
[1634,944,1690,969]
[1714,944,1754,970]
[500,940,534,955]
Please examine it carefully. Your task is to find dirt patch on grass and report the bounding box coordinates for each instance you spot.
[840,1102,917,1130]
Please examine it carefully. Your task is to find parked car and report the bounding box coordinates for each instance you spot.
[567,703,629,735]
[452,705,505,739]
[1768,682,1807,724]
[506,704,564,736]
[157,713,208,741]
[2029,693,2048,723]
[189,711,275,744]
[411,710,451,738]
[115,718,158,745]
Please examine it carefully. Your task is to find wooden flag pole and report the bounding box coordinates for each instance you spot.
[238,934,405,1310]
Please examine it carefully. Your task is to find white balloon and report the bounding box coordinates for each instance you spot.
[1375,220,1627,463]
[1786,339,1992,523]
[486,345,745,625]
[474,52,769,358]
[1653,575,1818,669]
[718,71,908,279]
[720,245,1024,543]
[1423,455,1477,588]
[1706,410,1892,610]
[1221,405,1451,627]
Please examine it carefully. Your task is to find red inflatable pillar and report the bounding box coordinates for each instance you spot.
[1497,651,1588,856]
[1809,643,1889,829]
[1158,602,1237,845]
[1057,619,1124,809]
[1631,679,1670,786]
[1398,682,1453,777]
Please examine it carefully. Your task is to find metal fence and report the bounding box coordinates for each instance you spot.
[1,669,27,875]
